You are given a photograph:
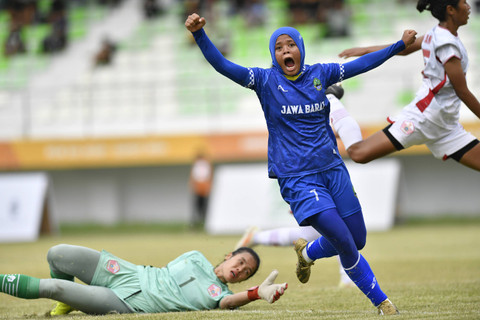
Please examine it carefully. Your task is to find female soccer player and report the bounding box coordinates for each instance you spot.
[185,13,416,315]
[0,244,287,315]
[333,0,480,171]
[233,86,356,289]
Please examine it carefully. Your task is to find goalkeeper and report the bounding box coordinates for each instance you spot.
[0,244,287,315]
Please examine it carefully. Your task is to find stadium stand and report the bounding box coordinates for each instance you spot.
[0,0,478,157]
[0,0,478,143]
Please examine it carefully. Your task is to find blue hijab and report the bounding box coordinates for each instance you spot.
[269,27,305,76]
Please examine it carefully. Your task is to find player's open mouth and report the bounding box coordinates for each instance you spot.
[284,57,295,69]
[231,271,236,278]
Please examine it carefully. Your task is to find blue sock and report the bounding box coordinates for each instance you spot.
[306,236,338,260]
[345,254,387,306]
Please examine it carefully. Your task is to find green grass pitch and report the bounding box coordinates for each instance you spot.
[0,219,479,319]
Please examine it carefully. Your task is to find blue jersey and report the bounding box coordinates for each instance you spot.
[192,28,405,179]
[248,64,343,177]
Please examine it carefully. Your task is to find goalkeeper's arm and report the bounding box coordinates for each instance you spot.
[219,270,288,310]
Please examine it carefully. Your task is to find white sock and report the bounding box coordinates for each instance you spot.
[288,226,321,243]
[328,94,363,150]
[254,228,290,246]
[302,245,313,263]
[255,226,322,246]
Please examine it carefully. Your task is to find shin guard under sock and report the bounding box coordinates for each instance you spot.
[0,274,40,299]
[344,255,387,306]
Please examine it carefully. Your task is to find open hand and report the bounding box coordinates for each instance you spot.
[185,13,206,33]
[258,270,288,304]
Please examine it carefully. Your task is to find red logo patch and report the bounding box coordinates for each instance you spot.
[400,120,415,135]
[207,284,221,298]
[106,260,120,274]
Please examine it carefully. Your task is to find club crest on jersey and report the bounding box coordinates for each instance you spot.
[400,120,415,135]
[107,260,120,274]
[313,78,322,91]
[207,284,221,298]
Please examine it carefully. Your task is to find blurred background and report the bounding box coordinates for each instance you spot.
[0,0,479,241]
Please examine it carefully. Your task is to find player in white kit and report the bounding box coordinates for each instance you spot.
[332,0,480,171]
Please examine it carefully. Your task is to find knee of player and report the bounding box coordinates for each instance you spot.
[355,237,366,251]
[47,244,69,265]
[336,238,359,257]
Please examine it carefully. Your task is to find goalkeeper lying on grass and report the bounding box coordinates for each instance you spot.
[0,244,287,315]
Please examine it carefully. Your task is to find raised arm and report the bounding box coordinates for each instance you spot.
[340,29,417,81]
[339,35,424,58]
[445,57,480,119]
[185,13,250,87]
[219,270,288,309]
[185,13,206,33]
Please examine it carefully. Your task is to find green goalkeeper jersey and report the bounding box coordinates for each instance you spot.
[140,250,233,312]
[92,250,233,313]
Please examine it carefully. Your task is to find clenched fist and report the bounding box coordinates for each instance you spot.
[185,13,206,33]
[401,29,417,48]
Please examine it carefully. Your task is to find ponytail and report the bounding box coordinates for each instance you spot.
[416,0,430,12]
[416,0,460,21]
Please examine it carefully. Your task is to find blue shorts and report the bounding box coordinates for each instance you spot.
[278,163,361,226]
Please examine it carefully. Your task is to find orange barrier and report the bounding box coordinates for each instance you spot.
[1,122,478,171]
[0,133,268,170]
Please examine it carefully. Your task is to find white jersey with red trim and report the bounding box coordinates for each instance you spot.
[408,25,469,128]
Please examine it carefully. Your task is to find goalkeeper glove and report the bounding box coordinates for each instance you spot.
[247,270,288,303]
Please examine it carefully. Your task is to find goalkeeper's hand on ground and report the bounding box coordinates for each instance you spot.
[247,270,288,303]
